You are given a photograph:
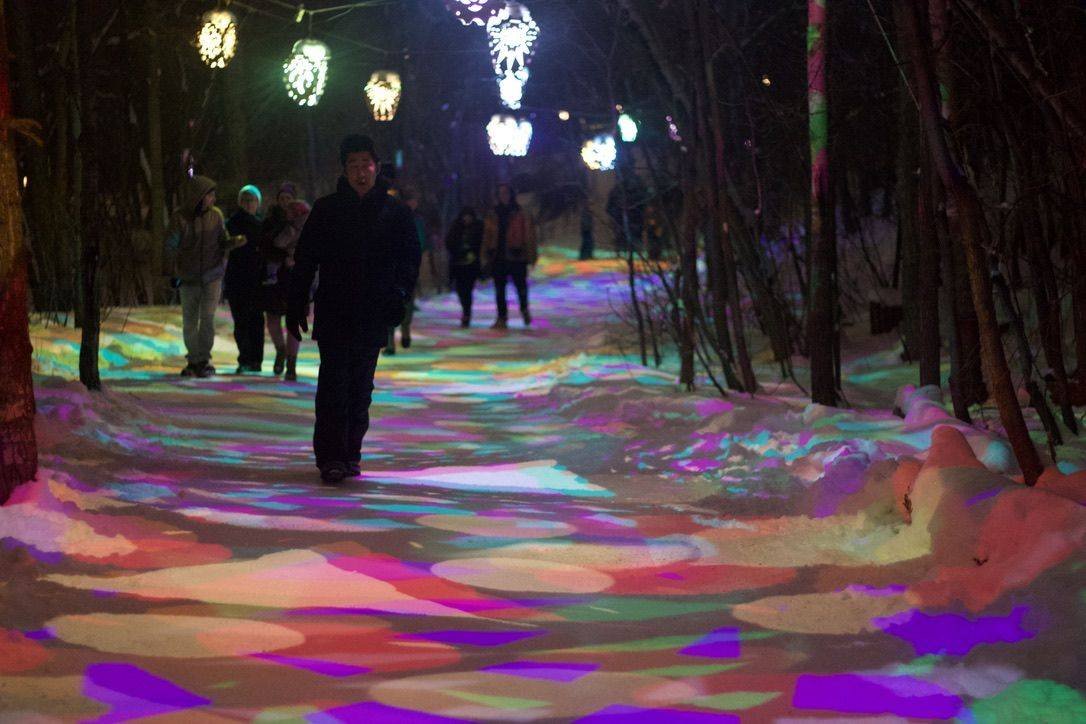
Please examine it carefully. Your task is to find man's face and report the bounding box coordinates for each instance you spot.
[345,152,378,195]
[201,190,216,212]
[240,194,259,215]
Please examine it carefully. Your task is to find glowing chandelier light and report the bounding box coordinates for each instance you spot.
[617,113,638,143]
[196,9,238,69]
[487,114,532,157]
[365,70,402,121]
[283,39,330,107]
[487,3,539,77]
[497,68,529,110]
[444,0,501,26]
[581,134,617,171]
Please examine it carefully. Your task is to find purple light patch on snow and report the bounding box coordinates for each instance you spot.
[307,701,467,723]
[873,606,1037,656]
[22,628,56,640]
[482,660,598,682]
[812,453,869,518]
[965,487,1002,507]
[576,705,739,723]
[252,653,370,677]
[657,572,685,580]
[792,673,962,719]
[679,627,741,659]
[83,663,210,722]
[402,630,546,647]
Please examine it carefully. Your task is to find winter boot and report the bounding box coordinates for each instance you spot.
[401,327,412,349]
[522,308,532,326]
[491,317,508,330]
[196,362,216,378]
[320,461,348,486]
[181,362,199,377]
[284,356,298,382]
[273,347,286,376]
[460,316,471,328]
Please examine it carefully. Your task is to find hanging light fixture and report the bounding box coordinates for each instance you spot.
[444,0,501,26]
[581,134,617,171]
[497,68,529,110]
[617,113,638,143]
[487,2,539,78]
[487,114,532,157]
[365,70,403,121]
[487,3,539,109]
[196,9,238,69]
[283,38,330,107]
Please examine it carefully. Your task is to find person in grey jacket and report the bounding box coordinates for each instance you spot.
[166,174,243,378]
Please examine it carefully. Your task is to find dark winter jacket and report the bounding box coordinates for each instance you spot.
[224,209,264,301]
[288,177,421,347]
[445,218,484,268]
[166,175,239,285]
[259,206,292,266]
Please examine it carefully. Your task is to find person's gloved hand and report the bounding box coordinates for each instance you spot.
[286,313,308,342]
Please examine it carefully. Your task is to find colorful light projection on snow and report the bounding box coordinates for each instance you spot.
[196,9,238,69]
[487,114,533,156]
[445,0,502,26]
[365,70,403,121]
[283,38,330,107]
[14,252,1086,720]
[581,134,617,171]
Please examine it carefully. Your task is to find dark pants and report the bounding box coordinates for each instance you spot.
[314,338,382,468]
[493,261,529,320]
[228,296,265,369]
[451,265,478,320]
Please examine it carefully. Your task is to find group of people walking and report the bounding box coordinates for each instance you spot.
[167,177,310,380]
[444,183,537,329]
[165,134,538,484]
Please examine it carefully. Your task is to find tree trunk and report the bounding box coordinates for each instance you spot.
[699,1,756,393]
[898,0,1043,485]
[688,1,742,392]
[678,169,698,391]
[144,0,167,293]
[915,152,942,388]
[0,4,38,503]
[76,0,100,391]
[807,0,838,406]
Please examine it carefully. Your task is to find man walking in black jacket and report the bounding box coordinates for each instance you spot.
[287,135,421,484]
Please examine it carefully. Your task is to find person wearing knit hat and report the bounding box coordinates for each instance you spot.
[277,182,297,206]
[165,174,245,378]
[224,185,266,374]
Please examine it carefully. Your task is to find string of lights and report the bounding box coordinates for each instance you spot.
[192,1,656,167]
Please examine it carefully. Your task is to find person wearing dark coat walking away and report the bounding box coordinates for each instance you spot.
[225,185,266,374]
[261,199,311,381]
[385,191,425,354]
[445,207,483,327]
[287,135,421,485]
[481,183,536,329]
[166,174,244,378]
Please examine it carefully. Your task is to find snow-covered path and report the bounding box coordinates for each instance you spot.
[5,253,1085,721]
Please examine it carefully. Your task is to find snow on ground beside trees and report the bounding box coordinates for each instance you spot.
[2,251,1084,720]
